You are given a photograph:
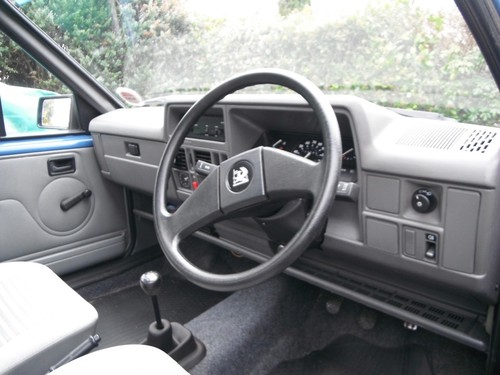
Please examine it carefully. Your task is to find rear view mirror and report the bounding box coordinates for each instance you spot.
[37,95,72,129]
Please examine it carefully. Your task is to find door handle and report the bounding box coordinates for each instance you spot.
[48,157,75,176]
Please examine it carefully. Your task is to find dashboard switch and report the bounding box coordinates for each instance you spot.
[195,160,216,176]
[411,188,437,213]
[424,232,438,261]
[178,172,191,189]
[336,181,359,202]
[425,245,436,259]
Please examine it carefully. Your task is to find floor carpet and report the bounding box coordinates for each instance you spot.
[89,276,229,350]
[271,335,433,375]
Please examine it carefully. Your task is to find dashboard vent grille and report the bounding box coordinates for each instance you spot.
[194,150,212,164]
[397,126,467,150]
[459,129,497,153]
[174,149,188,170]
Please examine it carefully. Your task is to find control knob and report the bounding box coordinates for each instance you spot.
[411,188,437,213]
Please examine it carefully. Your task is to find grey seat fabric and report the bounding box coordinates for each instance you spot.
[51,344,189,375]
[0,262,98,375]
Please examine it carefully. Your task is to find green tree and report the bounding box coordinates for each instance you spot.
[1,0,497,125]
[278,0,310,17]
[0,0,190,95]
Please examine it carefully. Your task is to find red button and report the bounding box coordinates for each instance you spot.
[192,181,199,190]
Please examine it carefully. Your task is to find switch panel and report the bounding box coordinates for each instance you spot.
[403,227,438,263]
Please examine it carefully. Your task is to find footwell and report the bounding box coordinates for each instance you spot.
[271,335,433,375]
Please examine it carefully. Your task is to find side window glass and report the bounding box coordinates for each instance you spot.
[0,31,73,138]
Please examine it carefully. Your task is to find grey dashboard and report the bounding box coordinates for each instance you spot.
[89,94,500,352]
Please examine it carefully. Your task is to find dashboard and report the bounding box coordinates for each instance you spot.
[89,94,500,353]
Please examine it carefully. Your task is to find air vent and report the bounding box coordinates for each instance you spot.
[194,150,212,164]
[397,126,467,150]
[459,129,497,153]
[174,149,187,170]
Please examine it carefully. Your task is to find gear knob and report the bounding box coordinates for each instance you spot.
[140,270,162,296]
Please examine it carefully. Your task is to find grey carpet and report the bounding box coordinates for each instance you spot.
[186,274,486,375]
[186,275,318,375]
[271,336,433,375]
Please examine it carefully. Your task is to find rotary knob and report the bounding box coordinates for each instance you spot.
[411,188,437,213]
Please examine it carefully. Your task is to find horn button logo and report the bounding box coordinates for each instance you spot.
[227,161,253,193]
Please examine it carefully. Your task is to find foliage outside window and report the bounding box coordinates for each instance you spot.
[1,0,499,126]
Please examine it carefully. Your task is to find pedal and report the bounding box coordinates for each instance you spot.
[403,321,418,331]
[325,295,344,315]
[357,307,378,330]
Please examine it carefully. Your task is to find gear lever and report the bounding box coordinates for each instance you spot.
[140,271,164,329]
[140,271,174,352]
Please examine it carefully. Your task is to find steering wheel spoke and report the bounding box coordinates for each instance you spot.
[160,168,223,240]
[262,146,323,200]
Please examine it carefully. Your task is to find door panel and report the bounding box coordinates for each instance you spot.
[0,137,128,274]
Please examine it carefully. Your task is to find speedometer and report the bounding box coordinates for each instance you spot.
[293,139,324,162]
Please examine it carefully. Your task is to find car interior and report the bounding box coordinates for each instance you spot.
[1,0,500,374]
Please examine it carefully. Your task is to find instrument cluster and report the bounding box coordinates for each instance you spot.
[268,132,357,177]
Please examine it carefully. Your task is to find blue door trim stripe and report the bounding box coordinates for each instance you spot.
[0,134,93,156]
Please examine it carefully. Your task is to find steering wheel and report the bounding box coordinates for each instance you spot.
[153,69,342,292]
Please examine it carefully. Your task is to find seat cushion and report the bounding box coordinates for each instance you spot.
[0,262,98,375]
[51,345,189,375]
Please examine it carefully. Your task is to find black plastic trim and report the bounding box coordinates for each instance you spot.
[455,0,500,91]
[487,302,500,374]
[0,96,6,137]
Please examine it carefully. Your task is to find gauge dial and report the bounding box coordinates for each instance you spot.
[342,147,356,164]
[293,139,324,162]
[272,138,287,150]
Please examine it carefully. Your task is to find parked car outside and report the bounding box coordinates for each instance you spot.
[0,82,57,135]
